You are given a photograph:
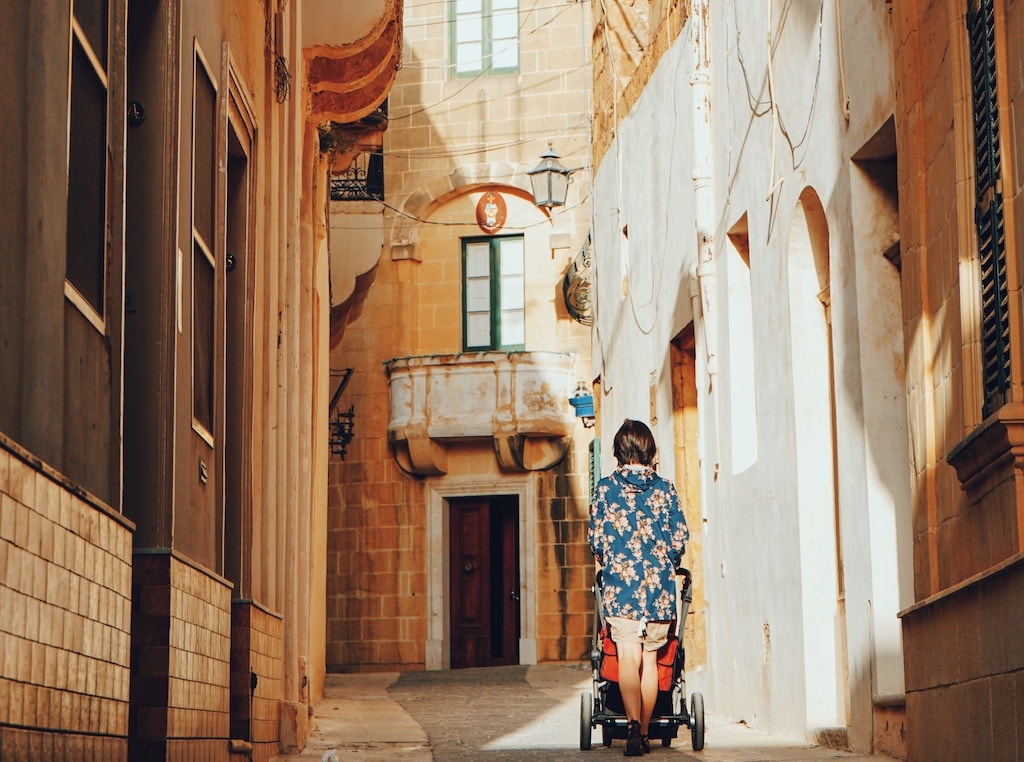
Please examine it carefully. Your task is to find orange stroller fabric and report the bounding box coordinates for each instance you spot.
[598,623,678,692]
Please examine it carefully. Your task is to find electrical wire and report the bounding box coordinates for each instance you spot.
[383,118,589,160]
[597,0,664,336]
[390,0,575,121]
[332,191,592,231]
[401,0,581,35]
[732,0,824,166]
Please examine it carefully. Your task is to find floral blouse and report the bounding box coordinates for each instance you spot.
[588,465,689,622]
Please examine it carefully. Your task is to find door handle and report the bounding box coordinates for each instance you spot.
[509,590,520,601]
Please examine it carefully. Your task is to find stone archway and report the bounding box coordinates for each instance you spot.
[388,162,538,261]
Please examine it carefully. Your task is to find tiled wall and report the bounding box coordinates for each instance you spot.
[231,600,283,762]
[130,551,232,761]
[0,438,133,760]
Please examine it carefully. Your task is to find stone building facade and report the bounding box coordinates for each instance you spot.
[893,2,1024,759]
[0,1,402,759]
[325,0,596,671]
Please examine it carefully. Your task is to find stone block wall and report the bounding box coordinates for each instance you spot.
[325,0,594,674]
[326,453,427,671]
[130,551,232,761]
[0,436,133,760]
[230,600,283,762]
[535,448,594,663]
[901,557,1024,760]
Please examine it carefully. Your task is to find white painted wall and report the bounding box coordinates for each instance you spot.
[328,207,384,308]
[591,36,698,457]
[590,1,908,750]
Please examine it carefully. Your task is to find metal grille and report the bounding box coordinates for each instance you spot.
[330,150,384,201]
[968,0,1010,415]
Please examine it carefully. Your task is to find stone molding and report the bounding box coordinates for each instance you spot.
[946,402,1024,496]
[387,164,537,261]
[384,351,575,475]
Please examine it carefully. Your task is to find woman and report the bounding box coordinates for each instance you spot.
[588,419,689,756]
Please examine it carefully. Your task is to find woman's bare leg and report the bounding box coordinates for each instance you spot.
[639,649,659,735]
[616,641,643,722]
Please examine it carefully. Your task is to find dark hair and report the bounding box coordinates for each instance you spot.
[613,419,657,466]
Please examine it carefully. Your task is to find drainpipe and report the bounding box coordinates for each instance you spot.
[689,0,723,504]
[691,0,716,383]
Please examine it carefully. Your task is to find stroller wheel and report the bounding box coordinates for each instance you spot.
[580,692,593,750]
[602,723,613,747]
[690,692,705,751]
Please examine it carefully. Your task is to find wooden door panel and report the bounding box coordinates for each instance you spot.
[450,501,489,669]
[449,496,520,668]
[491,495,519,666]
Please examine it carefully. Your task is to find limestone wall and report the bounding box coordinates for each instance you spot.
[326,0,594,671]
[893,1,1024,758]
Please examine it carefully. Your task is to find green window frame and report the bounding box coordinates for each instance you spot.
[450,0,519,78]
[462,236,525,351]
[967,0,1010,417]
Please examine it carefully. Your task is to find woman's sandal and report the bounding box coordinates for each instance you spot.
[624,721,644,756]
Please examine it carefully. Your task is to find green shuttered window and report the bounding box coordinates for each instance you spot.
[462,236,525,351]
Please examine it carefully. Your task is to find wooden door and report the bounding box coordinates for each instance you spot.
[449,496,519,668]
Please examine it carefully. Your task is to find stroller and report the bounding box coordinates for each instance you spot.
[580,567,705,751]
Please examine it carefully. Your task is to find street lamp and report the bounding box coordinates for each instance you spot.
[528,144,572,209]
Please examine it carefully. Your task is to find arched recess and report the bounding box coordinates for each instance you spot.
[387,162,538,260]
[787,187,846,729]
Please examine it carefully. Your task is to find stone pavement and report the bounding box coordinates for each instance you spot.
[272,663,891,761]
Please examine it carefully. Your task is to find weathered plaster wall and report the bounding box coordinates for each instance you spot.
[591,0,909,753]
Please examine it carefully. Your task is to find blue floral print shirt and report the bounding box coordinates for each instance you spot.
[588,465,689,622]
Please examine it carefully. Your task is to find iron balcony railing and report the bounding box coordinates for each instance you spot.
[330,149,384,202]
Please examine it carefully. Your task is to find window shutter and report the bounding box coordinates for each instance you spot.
[968,0,1010,416]
[978,193,1010,413]
[968,1,999,192]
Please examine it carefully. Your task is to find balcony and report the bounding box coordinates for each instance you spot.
[303,0,402,126]
[384,352,577,475]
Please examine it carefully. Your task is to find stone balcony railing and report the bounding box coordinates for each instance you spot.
[383,351,577,475]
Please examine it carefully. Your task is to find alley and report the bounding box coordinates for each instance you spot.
[275,664,888,762]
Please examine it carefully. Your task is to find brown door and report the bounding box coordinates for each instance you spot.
[449,496,520,668]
